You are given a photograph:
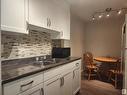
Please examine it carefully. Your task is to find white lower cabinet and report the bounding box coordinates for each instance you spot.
[61,71,73,95]
[43,60,81,95]
[72,68,80,95]
[3,59,81,95]
[18,83,44,95]
[3,72,44,95]
[44,70,73,95]
[44,75,61,95]
[72,60,81,95]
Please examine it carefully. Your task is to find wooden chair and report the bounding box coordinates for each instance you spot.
[83,52,101,80]
[108,58,123,88]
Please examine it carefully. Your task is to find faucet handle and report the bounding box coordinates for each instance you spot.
[36,57,39,61]
[43,56,46,60]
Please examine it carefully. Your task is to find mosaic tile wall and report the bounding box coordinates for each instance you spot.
[52,39,70,47]
[1,30,52,60]
[52,39,61,47]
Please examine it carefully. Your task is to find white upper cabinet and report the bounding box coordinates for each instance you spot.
[28,0,50,29]
[28,0,70,39]
[1,0,70,39]
[52,0,70,39]
[1,0,28,34]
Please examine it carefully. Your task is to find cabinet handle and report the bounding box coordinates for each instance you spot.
[73,71,75,79]
[63,77,64,86]
[60,31,63,37]
[26,21,29,32]
[20,80,34,88]
[41,88,44,95]
[76,63,79,66]
[49,18,51,27]
[47,18,49,27]
[60,77,63,87]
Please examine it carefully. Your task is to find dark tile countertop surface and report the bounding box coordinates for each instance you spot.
[2,57,81,84]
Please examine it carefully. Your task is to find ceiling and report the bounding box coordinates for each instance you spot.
[67,0,127,21]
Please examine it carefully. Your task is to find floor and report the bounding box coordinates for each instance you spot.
[80,80,122,95]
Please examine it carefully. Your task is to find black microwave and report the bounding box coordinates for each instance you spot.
[52,48,70,58]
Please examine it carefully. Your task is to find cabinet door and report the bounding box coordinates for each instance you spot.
[48,0,70,39]
[55,0,70,40]
[28,0,50,29]
[1,0,28,34]
[61,3,70,40]
[19,83,44,95]
[61,71,73,95]
[72,68,80,95]
[44,75,61,95]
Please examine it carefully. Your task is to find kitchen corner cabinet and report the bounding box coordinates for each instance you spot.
[1,0,28,34]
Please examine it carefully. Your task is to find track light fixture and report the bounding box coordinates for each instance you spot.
[92,8,127,20]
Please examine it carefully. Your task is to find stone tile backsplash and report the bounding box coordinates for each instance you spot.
[1,30,52,60]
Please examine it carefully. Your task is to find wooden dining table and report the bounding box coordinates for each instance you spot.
[94,57,118,63]
[94,56,119,77]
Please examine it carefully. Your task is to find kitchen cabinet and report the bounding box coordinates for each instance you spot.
[18,83,44,95]
[51,0,70,39]
[28,0,50,30]
[44,75,61,95]
[43,62,73,95]
[61,71,73,95]
[28,0,70,39]
[59,1,70,40]
[73,68,80,95]
[44,69,73,95]
[1,0,28,34]
[44,60,81,95]
[72,60,81,95]
[3,59,81,95]
[3,72,43,95]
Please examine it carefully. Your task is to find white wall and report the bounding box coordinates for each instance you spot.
[84,16,125,57]
[70,13,86,58]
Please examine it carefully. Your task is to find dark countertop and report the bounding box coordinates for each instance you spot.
[2,57,81,84]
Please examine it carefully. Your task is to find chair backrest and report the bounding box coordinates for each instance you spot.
[83,52,94,66]
[116,58,121,71]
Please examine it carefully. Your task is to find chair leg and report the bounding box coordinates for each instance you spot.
[108,72,112,82]
[115,74,117,88]
[97,71,101,80]
[88,69,91,80]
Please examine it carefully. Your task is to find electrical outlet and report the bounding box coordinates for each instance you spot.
[122,89,126,95]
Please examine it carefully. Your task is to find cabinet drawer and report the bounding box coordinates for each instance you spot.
[3,72,43,95]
